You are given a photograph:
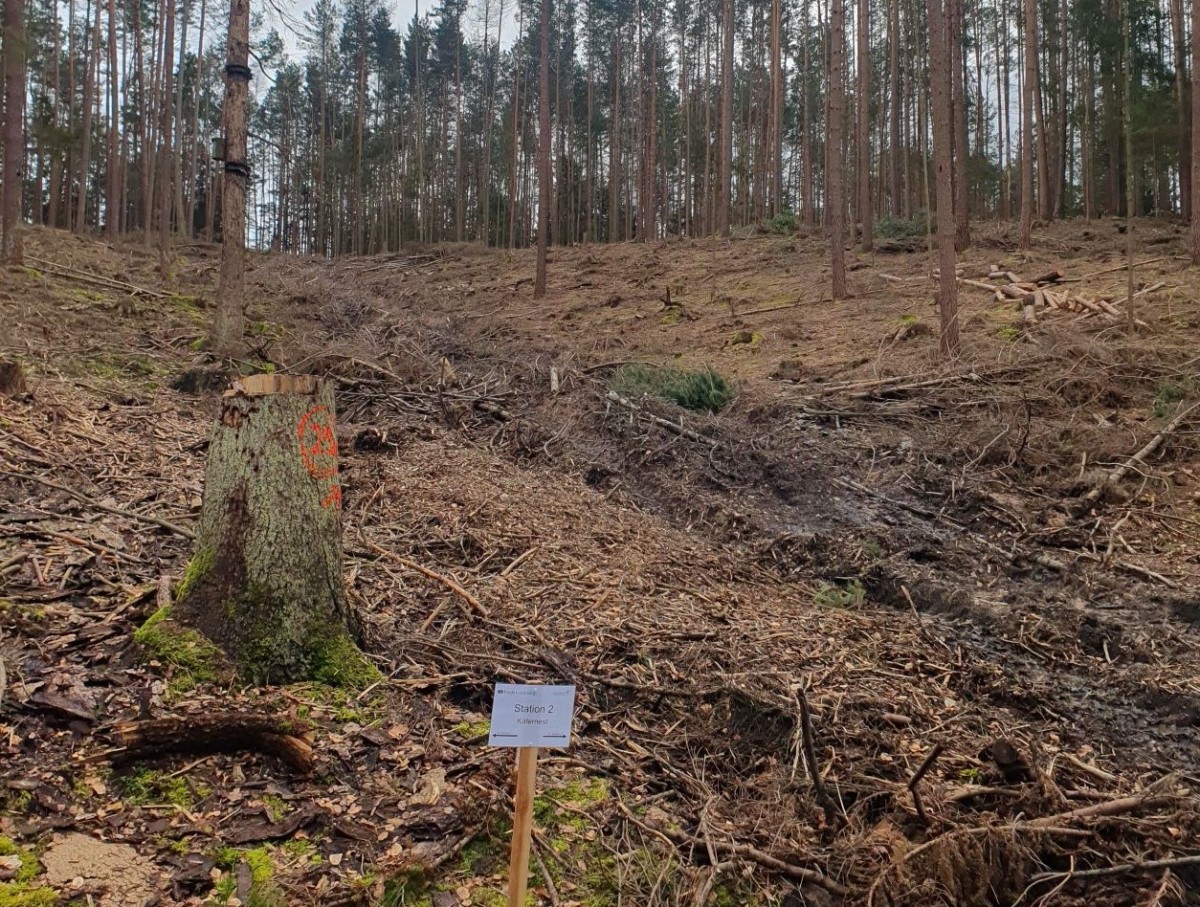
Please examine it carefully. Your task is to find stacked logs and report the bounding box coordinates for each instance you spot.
[954,266,1152,329]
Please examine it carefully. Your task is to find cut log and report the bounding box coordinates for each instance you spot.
[1033,269,1064,285]
[170,374,374,686]
[998,284,1029,300]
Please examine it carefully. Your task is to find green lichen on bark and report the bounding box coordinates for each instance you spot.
[175,547,215,601]
[172,379,372,687]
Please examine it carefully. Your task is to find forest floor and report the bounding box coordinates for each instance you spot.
[1,219,1199,907]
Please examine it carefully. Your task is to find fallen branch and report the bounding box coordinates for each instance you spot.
[106,713,314,773]
[1,469,196,540]
[605,391,717,446]
[1028,853,1200,885]
[25,255,171,299]
[1075,402,1200,514]
[356,538,490,621]
[1075,257,1166,281]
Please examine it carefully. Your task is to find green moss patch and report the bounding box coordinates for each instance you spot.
[118,766,210,809]
[133,605,225,685]
[0,837,54,907]
[310,632,383,690]
[211,845,285,907]
[452,719,490,741]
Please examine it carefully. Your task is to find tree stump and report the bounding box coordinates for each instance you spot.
[0,360,25,397]
[171,374,374,686]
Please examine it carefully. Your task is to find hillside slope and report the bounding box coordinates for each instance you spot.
[1,224,1198,906]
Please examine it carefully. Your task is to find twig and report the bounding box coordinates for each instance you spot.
[737,300,803,317]
[1060,752,1118,785]
[4,526,141,563]
[1029,853,1200,884]
[795,686,838,826]
[907,743,944,826]
[1,469,196,540]
[614,798,848,896]
[1075,257,1166,280]
[530,838,562,907]
[356,538,489,621]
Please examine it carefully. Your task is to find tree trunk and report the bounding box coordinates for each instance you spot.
[106,0,118,238]
[159,0,175,273]
[829,0,848,298]
[949,0,969,249]
[856,0,872,250]
[1019,0,1036,249]
[718,0,733,236]
[1,0,25,263]
[75,0,99,232]
[1123,0,1134,320]
[172,375,370,686]
[534,0,549,297]
[211,0,249,357]
[1193,0,1200,258]
[769,0,782,216]
[928,0,959,356]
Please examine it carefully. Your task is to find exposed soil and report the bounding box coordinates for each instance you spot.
[1,221,1198,906]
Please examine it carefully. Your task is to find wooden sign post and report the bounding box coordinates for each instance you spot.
[507,746,539,907]
[489,684,577,907]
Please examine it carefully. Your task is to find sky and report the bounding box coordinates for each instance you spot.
[256,0,517,67]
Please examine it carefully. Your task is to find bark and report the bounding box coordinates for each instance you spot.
[949,0,969,249]
[106,0,118,238]
[718,0,733,237]
[211,0,249,357]
[1,0,24,263]
[173,375,366,685]
[856,0,872,251]
[534,0,549,297]
[927,0,959,356]
[1019,0,1036,249]
[829,0,848,298]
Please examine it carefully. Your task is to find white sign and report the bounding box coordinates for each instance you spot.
[488,684,576,748]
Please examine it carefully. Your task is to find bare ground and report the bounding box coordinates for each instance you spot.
[1,220,1198,906]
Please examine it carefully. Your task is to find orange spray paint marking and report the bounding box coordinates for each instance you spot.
[297,406,339,479]
[298,406,342,509]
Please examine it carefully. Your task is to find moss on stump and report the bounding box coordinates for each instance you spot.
[172,375,377,687]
